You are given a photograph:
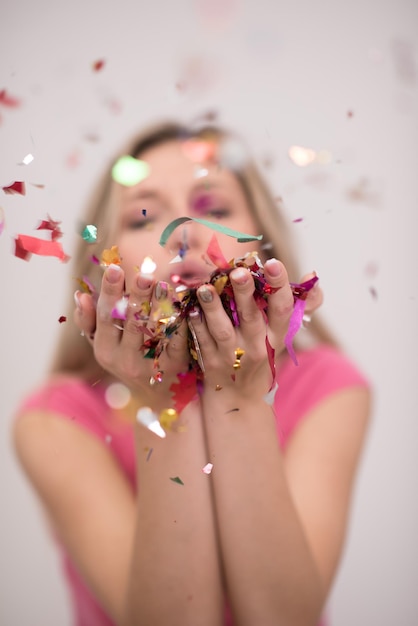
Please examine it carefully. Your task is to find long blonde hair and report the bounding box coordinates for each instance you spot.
[50,120,337,379]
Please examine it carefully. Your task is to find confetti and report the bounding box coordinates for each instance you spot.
[58,316,67,323]
[111,296,129,320]
[92,59,106,72]
[170,476,184,485]
[2,181,25,195]
[159,408,179,430]
[159,216,263,247]
[202,463,213,474]
[136,407,166,438]
[101,245,121,266]
[81,224,98,243]
[18,153,34,166]
[111,155,150,186]
[181,139,216,163]
[140,256,157,276]
[0,207,5,235]
[14,235,69,262]
[37,216,62,240]
[0,89,21,108]
[288,146,316,167]
[146,447,153,461]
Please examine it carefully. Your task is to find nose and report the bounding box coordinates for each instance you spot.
[166,219,209,257]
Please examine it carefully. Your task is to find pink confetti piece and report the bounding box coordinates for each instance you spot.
[206,233,230,269]
[2,181,26,195]
[14,234,69,262]
[0,89,21,108]
[284,298,306,365]
[0,207,5,235]
[202,463,213,474]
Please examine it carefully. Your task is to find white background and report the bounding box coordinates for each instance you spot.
[1,0,417,624]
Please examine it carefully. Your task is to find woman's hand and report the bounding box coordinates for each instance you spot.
[73,264,190,408]
[188,258,323,397]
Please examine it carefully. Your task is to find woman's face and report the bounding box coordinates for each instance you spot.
[116,140,261,291]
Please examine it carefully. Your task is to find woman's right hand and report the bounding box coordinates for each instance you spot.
[73,263,191,409]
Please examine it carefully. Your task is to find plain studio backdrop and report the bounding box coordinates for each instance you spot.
[1,0,417,624]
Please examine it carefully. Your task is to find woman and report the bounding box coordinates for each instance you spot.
[13,121,371,626]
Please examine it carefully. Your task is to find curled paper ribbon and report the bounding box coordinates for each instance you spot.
[159,216,263,247]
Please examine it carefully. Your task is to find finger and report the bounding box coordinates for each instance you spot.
[263,259,295,339]
[120,272,154,347]
[195,284,235,351]
[229,267,266,337]
[302,275,323,314]
[94,264,126,362]
[73,290,96,342]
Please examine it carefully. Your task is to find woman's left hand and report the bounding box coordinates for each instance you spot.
[188,259,322,397]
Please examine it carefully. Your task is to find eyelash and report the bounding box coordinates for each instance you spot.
[206,208,231,219]
[127,218,153,230]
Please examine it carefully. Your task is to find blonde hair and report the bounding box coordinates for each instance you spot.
[50,120,337,379]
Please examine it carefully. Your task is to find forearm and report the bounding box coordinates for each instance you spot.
[202,389,324,626]
[124,400,223,626]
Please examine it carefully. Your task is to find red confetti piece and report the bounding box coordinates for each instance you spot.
[169,371,198,413]
[2,181,26,195]
[206,233,230,269]
[14,234,69,262]
[58,316,67,323]
[36,216,63,240]
[92,59,106,72]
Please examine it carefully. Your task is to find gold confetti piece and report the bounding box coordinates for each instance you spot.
[159,407,179,430]
[101,245,121,266]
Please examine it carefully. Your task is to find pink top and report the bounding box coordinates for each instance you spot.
[17,345,369,626]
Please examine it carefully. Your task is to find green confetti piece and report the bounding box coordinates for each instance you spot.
[111,155,150,186]
[170,476,184,485]
[159,217,263,247]
[81,224,98,243]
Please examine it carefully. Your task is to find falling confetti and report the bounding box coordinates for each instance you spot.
[202,463,213,474]
[136,407,166,438]
[112,155,150,186]
[81,224,98,243]
[18,153,34,166]
[14,235,69,262]
[37,216,63,240]
[58,316,67,323]
[140,256,157,276]
[159,408,179,431]
[170,476,184,485]
[2,181,26,195]
[0,207,5,235]
[101,245,122,266]
[92,59,106,72]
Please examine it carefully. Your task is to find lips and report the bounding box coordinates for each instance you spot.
[168,258,213,289]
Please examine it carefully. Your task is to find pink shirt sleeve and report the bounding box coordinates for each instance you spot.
[274,345,370,447]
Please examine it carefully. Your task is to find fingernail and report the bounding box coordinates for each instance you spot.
[231,268,249,285]
[74,290,82,312]
[107,263,122,283]
[198,285,213,303]
[155,281,168,301]
[137,273,152,290]
[264,258,282,277]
